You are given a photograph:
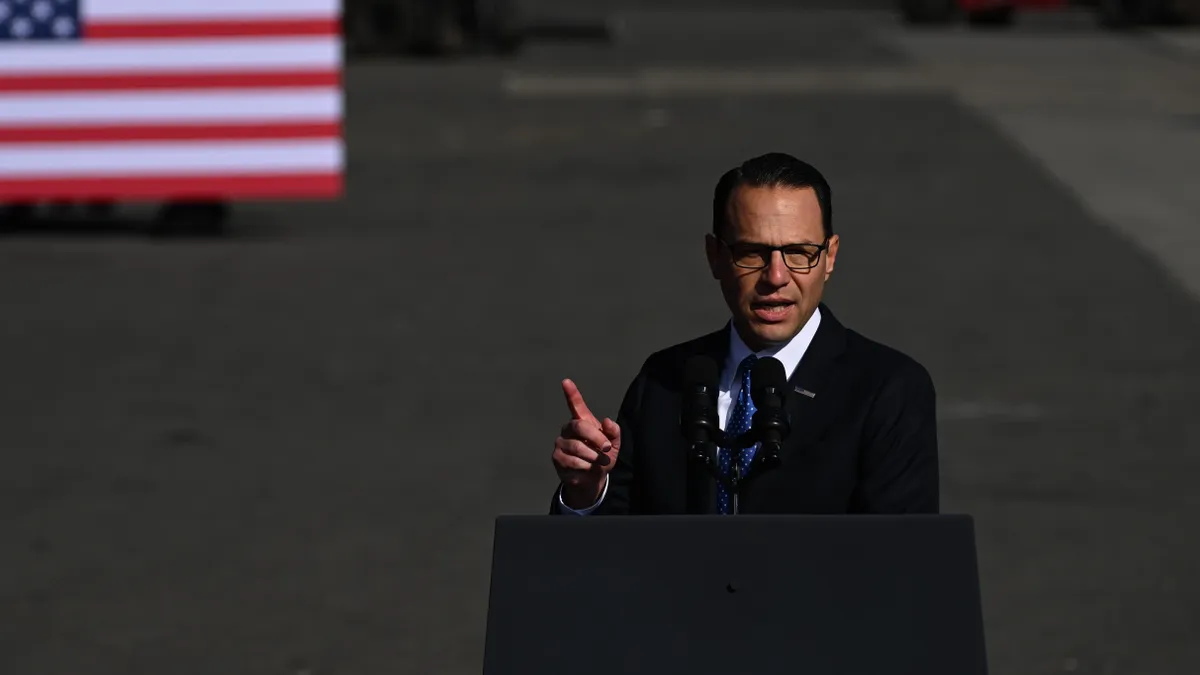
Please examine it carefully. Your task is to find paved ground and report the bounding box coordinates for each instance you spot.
[3,4,1199,675]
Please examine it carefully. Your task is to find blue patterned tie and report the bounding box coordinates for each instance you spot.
[717,355,758,515]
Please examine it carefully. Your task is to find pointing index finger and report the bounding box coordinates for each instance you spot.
[562,378,598,424]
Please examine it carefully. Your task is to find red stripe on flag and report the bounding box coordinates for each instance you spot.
[85,17,340,39]
[0,71,339,93]
[0,122,342,144]
[0,174,343,200]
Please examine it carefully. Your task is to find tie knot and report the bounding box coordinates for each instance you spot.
[737,354,757,387]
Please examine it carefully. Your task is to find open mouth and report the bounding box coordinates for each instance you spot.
[750,300,795,323]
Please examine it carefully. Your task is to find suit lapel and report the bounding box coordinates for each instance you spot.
[779,304,847,462]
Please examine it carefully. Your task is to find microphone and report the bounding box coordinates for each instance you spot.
[681,355,720,468]
[750,356,789,470]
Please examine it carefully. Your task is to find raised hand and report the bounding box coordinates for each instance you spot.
[552,378,621,509]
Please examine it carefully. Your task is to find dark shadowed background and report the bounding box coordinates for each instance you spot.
[3,1,1199,674]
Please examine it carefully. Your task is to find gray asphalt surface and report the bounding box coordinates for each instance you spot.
[3,3,1200,675]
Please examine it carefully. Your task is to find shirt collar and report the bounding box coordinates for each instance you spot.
[723,306,822,388]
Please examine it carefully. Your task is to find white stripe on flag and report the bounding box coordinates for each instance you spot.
[0,38,339,74]
[0,139,343,177]
[85,0,339,20]
[0,89,341,126]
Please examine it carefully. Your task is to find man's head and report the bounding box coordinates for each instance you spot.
[705,152,839,352]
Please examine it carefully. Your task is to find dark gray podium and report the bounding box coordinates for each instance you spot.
[483,514,988,675]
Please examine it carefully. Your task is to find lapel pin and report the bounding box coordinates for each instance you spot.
[794,386,816,398]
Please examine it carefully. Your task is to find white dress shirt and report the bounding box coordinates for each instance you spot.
[557,307,822,515]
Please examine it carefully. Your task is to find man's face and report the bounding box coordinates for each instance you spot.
[705,185,839,352]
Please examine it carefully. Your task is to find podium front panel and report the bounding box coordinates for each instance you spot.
[483,514,988,675]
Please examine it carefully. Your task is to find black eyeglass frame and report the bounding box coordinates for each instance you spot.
[719,238,831,271]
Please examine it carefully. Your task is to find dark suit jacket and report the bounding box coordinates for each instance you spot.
[552,304,939,515]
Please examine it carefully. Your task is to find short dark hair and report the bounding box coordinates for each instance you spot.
[712,152,833,240]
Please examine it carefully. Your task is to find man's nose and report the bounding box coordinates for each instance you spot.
[762,251,790,287]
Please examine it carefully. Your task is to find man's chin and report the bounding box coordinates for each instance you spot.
[739,320,800,350]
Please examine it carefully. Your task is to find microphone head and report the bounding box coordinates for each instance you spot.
[681,354,720,444]
[683,354,719,392]
[750,356,787,407]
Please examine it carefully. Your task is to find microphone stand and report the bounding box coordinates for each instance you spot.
[688,428,783,515]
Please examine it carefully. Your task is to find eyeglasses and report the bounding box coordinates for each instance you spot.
[722,239,829,271]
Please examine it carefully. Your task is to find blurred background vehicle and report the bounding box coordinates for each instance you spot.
[900,0,1066,26]
[899,0,1199,27]
[344,0,524,57]
[1092,0,1200,27]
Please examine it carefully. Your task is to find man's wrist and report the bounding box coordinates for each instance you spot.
[561,478,606,509]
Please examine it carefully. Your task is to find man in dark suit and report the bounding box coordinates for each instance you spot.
[550,152,938,515]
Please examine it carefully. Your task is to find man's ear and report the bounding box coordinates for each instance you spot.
[705,234,722,279]
[823,234,839,281]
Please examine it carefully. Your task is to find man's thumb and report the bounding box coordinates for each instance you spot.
[601,417,621,450]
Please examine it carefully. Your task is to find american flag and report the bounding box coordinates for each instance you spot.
[0,0,343,200]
